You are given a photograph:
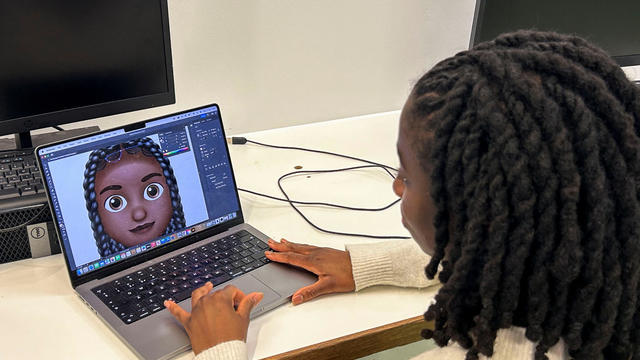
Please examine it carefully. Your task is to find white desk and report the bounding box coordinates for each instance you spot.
[0,111,439,359]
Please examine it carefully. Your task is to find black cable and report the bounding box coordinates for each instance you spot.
[53,125,64,131]
[276,167,409,239]
[238,188,401,211]
[243,138,398,178]
[239,165,401,211]
[231,137,410,240]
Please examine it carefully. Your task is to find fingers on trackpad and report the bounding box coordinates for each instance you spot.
[228,275,281,314]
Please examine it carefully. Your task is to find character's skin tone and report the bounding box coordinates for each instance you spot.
[95,150,173,248]
[164,94,437,355]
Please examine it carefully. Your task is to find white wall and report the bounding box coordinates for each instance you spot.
[17,0,640,139]
[67,0,477,134]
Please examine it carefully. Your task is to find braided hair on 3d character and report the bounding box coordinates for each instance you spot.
[408,31,640,359]
[83,137,186,257]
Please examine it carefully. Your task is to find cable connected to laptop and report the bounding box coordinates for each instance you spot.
[228,137,410,240]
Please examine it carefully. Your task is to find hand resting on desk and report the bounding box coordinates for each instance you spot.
[265,238,355,305]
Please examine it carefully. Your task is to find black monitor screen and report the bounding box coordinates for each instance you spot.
[0,1,174,138]
[471,0,640,66]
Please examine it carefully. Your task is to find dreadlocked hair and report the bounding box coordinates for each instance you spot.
[409,30,640,359]
[83,137,186,257]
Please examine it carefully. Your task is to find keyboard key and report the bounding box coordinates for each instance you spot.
[202,273,214,280]
[19,186,36,196]
[211,274,231,286]
[228,269,243,277]
[174,290,191,303]
[240,235,255,243]
[190,278,204,287]
[135,307,151,320]
[145,295,160,306]
[212,268,224,276]
[168,287,180,295]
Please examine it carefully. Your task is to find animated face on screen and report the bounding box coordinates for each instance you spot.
[83,137,186,257]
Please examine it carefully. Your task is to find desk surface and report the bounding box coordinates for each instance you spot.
[0,111,439,359]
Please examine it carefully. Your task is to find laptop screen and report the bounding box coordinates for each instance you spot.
[37,104,240,277]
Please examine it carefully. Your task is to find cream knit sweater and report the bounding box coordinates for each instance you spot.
[194,240,569,360]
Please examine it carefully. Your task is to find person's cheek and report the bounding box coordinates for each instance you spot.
[400,192,413,231]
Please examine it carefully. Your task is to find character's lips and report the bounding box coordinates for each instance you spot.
[129,222,155,233]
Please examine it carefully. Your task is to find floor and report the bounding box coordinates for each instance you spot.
[357,339,437,360]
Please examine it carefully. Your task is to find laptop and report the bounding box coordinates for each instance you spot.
[35,104,315,359]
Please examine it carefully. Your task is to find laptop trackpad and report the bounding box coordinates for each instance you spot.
[228,275,280,313]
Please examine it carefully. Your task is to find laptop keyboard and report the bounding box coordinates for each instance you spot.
[92,230,271,324]
[0,150,44,200]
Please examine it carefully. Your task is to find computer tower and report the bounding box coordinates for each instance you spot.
[0,204,60,264]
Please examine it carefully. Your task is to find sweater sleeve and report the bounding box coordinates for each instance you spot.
[345,239,439,291]
[193,340,247,360]
[408,327,568,360]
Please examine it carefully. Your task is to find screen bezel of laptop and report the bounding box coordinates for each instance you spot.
[35,103,246,288]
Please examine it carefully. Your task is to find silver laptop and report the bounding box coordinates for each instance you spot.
[36,104,315,359]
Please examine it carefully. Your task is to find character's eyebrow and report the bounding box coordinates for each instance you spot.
[99,185,122,195]
[141,173,162,183]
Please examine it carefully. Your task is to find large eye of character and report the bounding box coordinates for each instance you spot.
[143,182,164,201]
[104,195,128,213]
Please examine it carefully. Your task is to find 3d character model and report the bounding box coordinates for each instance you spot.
[83,137,186,257]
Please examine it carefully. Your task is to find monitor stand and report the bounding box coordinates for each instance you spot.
[0,127,100,151]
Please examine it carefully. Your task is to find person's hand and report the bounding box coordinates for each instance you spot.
[265,238,355,305]
[164,282,263,355]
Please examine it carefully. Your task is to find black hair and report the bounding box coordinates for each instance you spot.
[409,30,640,359]
[82,137,186,257]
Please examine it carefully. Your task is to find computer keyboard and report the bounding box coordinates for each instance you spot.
[92,230,271,324]
[0,149,44,200]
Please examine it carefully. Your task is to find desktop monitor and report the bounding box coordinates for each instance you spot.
[0,0,175,149]
[470,0,640,67]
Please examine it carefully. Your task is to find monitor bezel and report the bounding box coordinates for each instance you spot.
[0,0,175,141]
[35,103,245,289]
[469,0,640,67]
